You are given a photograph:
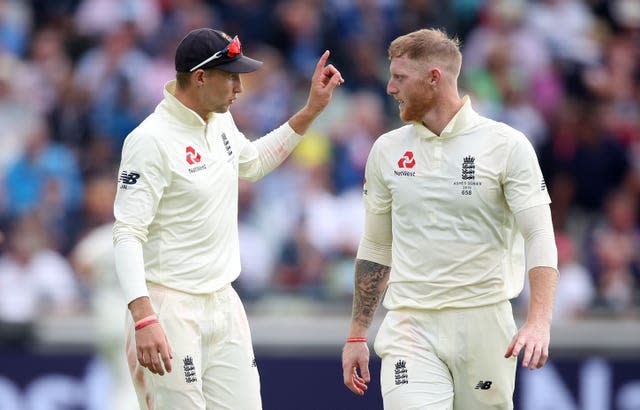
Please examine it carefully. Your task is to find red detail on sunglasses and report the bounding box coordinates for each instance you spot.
[227,37,241,58]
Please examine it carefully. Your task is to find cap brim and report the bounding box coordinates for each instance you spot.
[215,56,263,73]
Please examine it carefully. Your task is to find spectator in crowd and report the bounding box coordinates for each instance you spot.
[587,189,640,313]
[3,118,83,253]
[70,171,138,410]
[73,22,152,155]
[0,213,82,326]
[0,54,40,180]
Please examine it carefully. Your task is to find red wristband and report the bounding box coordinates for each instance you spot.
[135,315,159,331]
[346,337,367,343]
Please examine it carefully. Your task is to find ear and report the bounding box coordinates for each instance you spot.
[193,70,205,87]
[428,67,441,86]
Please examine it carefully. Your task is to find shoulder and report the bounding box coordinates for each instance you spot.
[473,115,532,152]
[120,114,167,161]
[364,125,414,172]
[124,114,163,147]
[486,116,528,142]
[478,121,541,172]
[216,111,239,132]
[372,124,413,151]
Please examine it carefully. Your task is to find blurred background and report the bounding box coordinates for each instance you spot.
[0,0,638,409]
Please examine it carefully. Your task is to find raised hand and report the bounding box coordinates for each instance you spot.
[288,50,344,135]
[305,50,345,115]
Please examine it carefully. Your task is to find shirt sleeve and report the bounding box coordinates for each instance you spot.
[503,130,551,214]
[112,130,169,303]
[363,141,392,214]
[236,121,303,182]
[514,204,558,272]
[356,209,392,266]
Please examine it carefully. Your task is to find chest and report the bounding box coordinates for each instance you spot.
[163,123,240,199]
[383,136,507,214]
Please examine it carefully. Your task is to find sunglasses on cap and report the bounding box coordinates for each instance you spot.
[190,36,242,72]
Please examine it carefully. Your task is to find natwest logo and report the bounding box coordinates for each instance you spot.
[186,146,202,165]
[398,151,416,168]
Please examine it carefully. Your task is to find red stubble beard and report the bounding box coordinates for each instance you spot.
[397,80,433,123]
[398,96,431,123]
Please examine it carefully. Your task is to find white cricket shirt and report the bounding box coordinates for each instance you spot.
[113,81,301,303]
[364,96,550,310]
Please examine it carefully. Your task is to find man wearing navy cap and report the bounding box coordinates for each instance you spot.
[113,28,344,409]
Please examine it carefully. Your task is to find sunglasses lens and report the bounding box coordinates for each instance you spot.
[227,37,241,58]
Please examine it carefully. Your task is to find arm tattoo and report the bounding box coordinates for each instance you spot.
[352,259,390,329]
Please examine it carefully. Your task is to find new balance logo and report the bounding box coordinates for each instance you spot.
[183,355,197,384]
[119,171,140,185]
[394,359,408,385]
[251,358,257,368]
[541,177,547,191]
[475,380,492,390]
[462,155,475,180]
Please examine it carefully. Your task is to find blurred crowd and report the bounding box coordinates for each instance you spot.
[0,0,639,336]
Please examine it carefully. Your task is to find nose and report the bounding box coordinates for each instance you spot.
[386,80,396,96]
[233,78,243,94]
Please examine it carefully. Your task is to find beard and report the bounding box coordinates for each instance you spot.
[398,97,430,122]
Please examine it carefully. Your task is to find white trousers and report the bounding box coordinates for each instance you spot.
[126,283,261,409]
[374,301,518,410]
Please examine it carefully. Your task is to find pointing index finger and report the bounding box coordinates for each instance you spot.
[314,50,331,77]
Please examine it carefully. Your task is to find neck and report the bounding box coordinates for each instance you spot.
[174,86,208,121]
[421,93,464,136]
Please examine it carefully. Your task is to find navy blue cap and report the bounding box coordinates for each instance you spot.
[175,28,262,73]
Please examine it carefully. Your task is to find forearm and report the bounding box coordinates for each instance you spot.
[287,105,320,136]
[240,123,302,181]
[526,266,558,325]
[514,204,558,324]
[128,296,155,322]
[252,123,302,172]
[514,204,557,271]
[349,259,390,337]
[113,236,149,306]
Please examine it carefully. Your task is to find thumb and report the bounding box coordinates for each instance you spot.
[360,360,371,382]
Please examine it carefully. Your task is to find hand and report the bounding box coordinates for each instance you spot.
[287,51,344,135]
[305,50,344,116]
[504,319,551,370]
[136,322,173,376]
[342,342,370,395]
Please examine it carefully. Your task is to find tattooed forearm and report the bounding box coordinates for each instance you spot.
[352,259,390,329]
